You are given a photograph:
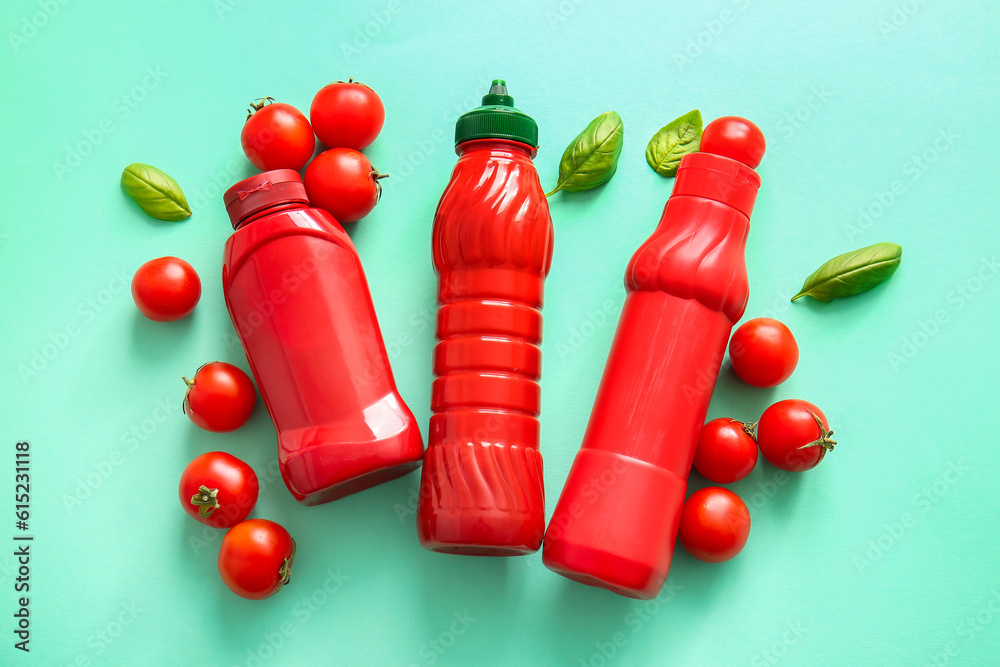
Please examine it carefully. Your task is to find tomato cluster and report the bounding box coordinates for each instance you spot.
[131,80,389,601]
[174,362,299,599]
[240,79,387,223]
[681,316,837,563]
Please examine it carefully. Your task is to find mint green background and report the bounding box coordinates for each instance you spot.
[1,1,998,665]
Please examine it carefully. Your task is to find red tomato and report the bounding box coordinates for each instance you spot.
[728,317,799,388]
[700,116,766,169]
[678,487,751,563]
[310,78,385,150]
[241,98,315,171]
[756,399,836,472]
[131,256,201,322]
[693,418,759,483]
[303,147,386,223]
[218,519,295,600]
[183,362,256,433]
[179,452,259,529]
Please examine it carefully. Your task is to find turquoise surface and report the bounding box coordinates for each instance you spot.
[2,1,998,664]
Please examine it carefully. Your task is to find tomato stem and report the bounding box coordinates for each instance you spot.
[370,169,388,205]
[737,420,758,439]
[246,97,275,120]
[796,411,837,451]
[182,376,195,415]
[190,485,220,518]
[273,538,296,596]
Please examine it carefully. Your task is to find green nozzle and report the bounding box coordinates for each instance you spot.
[481,79,514,107]
[454,78,538,149]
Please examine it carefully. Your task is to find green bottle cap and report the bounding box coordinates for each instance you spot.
[454,79,538,148]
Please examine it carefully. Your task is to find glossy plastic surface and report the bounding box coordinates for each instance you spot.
[543,123,762,598]
[417,139,554,555]
[223,196,423,506]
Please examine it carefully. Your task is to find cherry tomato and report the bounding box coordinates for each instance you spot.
[183,362,256,433]
[310,78,385,150]
[756,399,836,472]
[678,487,751,563]
[303,147,386,223]
[728,317,799,388]
[131,256,201,322]
[179,452,259,529]
[241,98,315,171]
[700,116,766,169]
[693,418,759,483]
[218,519,295,600]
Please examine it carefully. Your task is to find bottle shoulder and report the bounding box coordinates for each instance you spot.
[627,195,750,321]
[432,152,553,275]
[224,208,356,276]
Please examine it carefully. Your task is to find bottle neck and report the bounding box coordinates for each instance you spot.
[233,200,308,230]
[456,138,537,159]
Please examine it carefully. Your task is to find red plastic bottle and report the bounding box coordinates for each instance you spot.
[416,80,553,555]
[222,170,423,506]
[542,117,766,597]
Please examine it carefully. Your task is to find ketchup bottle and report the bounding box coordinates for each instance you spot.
[222,170,424,506]
[416,80,554,555]
[542,118,766,597]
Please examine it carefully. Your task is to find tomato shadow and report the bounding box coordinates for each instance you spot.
[128,310,197,361]
[547,182,611,209]
[791,278,897,317]
[710,363,779,421]
[412,528,516,614]
[730,456,806,522]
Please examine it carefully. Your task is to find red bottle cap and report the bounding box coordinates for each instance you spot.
[224,169,309,229]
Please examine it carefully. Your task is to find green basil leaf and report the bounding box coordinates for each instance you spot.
[546,111,623,197]
[792,242,902,303]
[645,110,702,177]
[121,163,191,221]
